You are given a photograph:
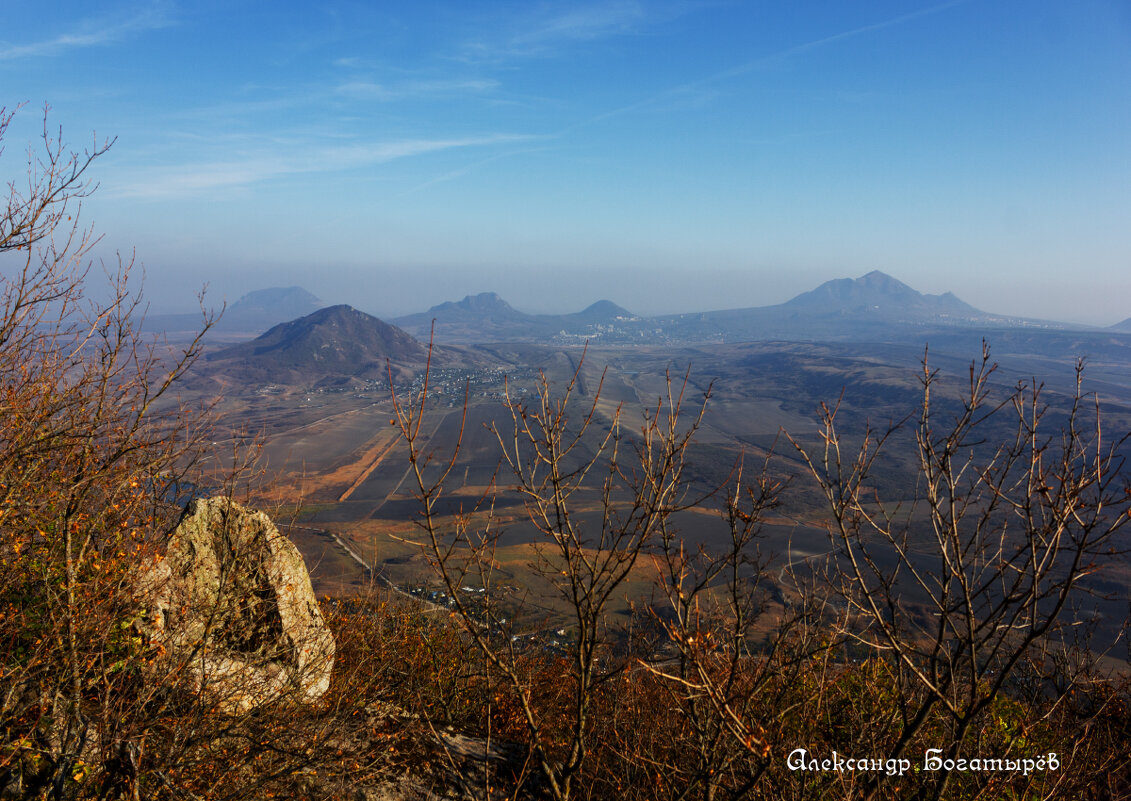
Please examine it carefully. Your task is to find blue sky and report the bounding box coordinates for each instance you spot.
[2,0,1129,324]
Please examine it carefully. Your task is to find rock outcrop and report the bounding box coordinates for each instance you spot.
[139,496,335,714]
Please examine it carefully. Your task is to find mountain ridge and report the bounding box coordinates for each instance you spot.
[427,291,520,318]
[392,270,1082,345]
[393,293,637,343]
[164,271,1108,349]
[782,270,978,315]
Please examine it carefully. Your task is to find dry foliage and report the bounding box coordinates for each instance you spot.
[390,334,1131,800]
[0,106,382,801]
[2,105,1130,800]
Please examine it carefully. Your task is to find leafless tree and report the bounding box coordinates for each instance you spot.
[390,343,723,800]
[790,344,1131,800]
[637,448,853,801]
[0,103,212,798]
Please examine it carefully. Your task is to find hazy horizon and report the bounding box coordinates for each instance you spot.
[162,268,1109,331]
[3,1,1129,327]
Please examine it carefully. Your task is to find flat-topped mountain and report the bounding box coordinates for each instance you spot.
[226,286,324,325]
[207,305,427,383]
[143,285,326,341]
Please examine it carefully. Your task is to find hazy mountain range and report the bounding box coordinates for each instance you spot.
[157,271,1130,346]
[389,270,1096,345]
[186,270,1131,386]
[391,292,636,342]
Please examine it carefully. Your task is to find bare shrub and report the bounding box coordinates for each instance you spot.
[390,334,1131,800]
[390,344,724,800]
[0,106,345,801]
[788,345,1131,800]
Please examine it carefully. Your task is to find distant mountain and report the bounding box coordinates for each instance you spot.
[207,305,426,383]
[144,286,325,340]
[1111,317,1131,333]
[225,286,324,326]
[391,271,1085,346]
[568,300,635,324]
[782,271,977,316]
[428,292,524,320]
[393,294,636,343]
[652,270,1073,344]
[394,292,548,341]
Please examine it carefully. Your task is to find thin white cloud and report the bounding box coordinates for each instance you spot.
[406,145,550,194]
[458,0,687,62]
[0,2,174,60]
[107,133,536,198]
[512,2,647,46]
[716,0,974,79]
[572,0,972,130]
[165,93,319,122]
[335,78,500,101]
[409,78,500,94]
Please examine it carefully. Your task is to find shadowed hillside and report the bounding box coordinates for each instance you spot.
[207,305,428,383]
